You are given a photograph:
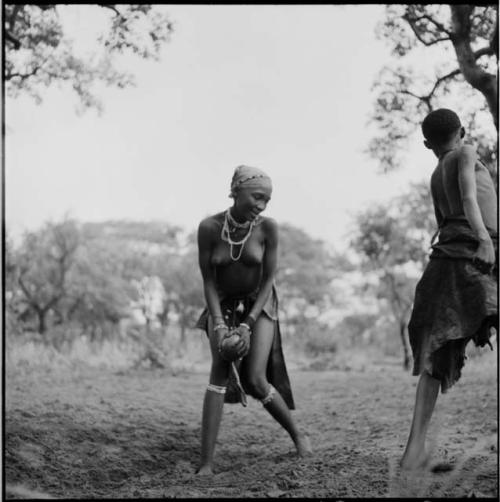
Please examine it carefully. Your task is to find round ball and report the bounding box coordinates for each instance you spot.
[220,333,241,361]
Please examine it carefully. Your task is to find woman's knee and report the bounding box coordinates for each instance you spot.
[245,374,270,399]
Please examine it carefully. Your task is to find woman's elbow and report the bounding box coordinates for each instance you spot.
[462,194,478,208]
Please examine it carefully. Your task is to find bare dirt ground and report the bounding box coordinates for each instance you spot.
[5,351,498,499]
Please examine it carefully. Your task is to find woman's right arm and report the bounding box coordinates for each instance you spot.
[457,145,495,266]
[430,179,444,229]
[198,219,226,342]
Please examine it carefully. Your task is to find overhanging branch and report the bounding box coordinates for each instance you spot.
[419,13,453,37]
[428,68,461,97]
[5,30,21,50]
[396,44,493,110]
[397,67,459,112]
[97,4,122,17]
[404,17,450,46]
[5,66,41,81]
[403,11,453,46]
[18,276,37,306]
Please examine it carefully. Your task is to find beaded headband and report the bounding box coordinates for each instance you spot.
[232,174,267,189]
[230,165,272,195]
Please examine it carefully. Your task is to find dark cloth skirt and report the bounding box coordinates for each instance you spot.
[408,219,498,393]
[195,286,295,409]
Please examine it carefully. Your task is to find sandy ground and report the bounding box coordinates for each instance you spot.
[5,351,498,499]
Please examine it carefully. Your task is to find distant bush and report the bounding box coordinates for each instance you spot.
[304,333,337,357]
[5,324,211,374]
[332,313,379,348]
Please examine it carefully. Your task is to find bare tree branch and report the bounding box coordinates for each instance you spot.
[96,4,122,17]
[5,66,41,81]
[427,68,461,97]
[397,41,494,112]
[419,13,453,37]
[474,46,495,59]
[400,89,427,101]
[8,4,22,31]
[18,276,36,305]
[403,14,451,46]
[398,68,460,113]
[5,30,21,50]
[5,4,173,112]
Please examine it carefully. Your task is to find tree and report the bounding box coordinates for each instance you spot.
[277,224,338,327]
[351,181,435,369]
[4,4,173,113]
[80,221,205,342]
[15,219,80,334]
[131,276,167,329]
[154,233,205,344]
[369,5,498,173]
[61,238,135,338]
[5,231,29,334]
[81,220,183,281]
[69,220,182,334]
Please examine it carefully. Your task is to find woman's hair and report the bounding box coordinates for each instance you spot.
[421,108,462,146]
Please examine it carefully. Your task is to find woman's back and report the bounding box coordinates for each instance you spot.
[431,150,497,233]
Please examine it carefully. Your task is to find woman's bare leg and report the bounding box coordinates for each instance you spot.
[401,370,440,470]
[196,319,230,475]
[242,315,312,456]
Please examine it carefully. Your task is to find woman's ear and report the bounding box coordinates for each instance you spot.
[460,126,465,138]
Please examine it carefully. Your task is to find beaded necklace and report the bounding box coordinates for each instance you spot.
[226,208,251,229]
[220,209,256,261]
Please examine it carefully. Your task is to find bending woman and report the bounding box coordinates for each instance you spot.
[195,165,312,475]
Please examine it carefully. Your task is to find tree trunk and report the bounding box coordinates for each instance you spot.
[158,307,169,327]
[180,321,186,346]
[37,309,47,334]
[450,5,498,130]
[399,321,411,371]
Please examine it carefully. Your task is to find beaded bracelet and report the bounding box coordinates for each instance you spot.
[239,322,252,332]
[243,315,256,330]
[214,323,228,331]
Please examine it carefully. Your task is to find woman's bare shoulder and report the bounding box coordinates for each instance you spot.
[199,212,224,228]
[456,144,477,166]
[259,216,278,235]
[198,212,225,236]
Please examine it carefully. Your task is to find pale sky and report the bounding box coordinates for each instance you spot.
[5,4,438,251]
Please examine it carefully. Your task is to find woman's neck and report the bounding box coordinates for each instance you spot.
[229,206,247,223]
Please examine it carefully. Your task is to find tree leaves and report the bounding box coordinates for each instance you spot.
[369,5,498,173]
[350,181,434,364]
[4,4,174,113]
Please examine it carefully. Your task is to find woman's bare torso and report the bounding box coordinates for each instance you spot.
[209,212,267,297]
[431,152,498,232]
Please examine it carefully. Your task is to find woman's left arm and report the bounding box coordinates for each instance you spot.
[244,217,278,327]
[233,218,278,358]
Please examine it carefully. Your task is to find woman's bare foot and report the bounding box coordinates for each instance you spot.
[195,464,214,476]
[294,433,313,457]
[400,448,429,471]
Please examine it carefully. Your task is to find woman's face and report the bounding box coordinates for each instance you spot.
[233,186,272,221]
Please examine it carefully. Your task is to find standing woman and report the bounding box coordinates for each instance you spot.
[195,165,312,475]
